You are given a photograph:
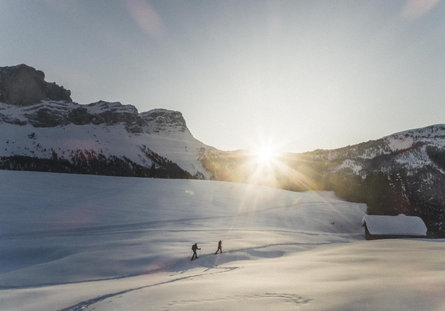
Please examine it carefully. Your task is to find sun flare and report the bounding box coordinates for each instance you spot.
[254,148,276,165]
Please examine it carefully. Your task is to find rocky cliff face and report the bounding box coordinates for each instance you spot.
[0,64,71,106]
[0,97,190,134]
[0,65,211,179]
[140,109,189,134]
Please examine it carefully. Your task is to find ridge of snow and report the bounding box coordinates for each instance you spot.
[384,124,445,149]
[336,159,363,175]
[386,136,415,152]
[86,101,138,115]
[140,108,180,115]
[384,124,445,140]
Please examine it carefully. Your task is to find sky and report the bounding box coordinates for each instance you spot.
[0,0,444,153]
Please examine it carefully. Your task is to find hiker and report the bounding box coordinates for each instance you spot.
[215,240,222,254]
[191,243,200,261]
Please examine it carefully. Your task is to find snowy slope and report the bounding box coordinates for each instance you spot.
[284,124,445,232]
[0,170,366,288]
[1,171,445,311]
[323,124,445,174]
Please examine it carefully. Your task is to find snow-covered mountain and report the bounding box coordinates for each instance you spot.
[0,64,212,179]
[200,125,445,234]
[311,124,445,174]
[308,125,445,233]
[1,64,444,234]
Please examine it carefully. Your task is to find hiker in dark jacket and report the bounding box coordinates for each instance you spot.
[215,240,222,254]
[191,243,200,261]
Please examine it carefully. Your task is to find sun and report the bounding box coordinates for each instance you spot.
[254,148,276,165]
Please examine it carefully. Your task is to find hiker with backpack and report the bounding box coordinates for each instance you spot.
[215,240,222,254]
[191,243,200,261]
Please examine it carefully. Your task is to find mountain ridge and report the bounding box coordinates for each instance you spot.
[1,64,444,234]
[0,64,212,179]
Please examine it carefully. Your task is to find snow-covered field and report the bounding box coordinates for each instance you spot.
[1,170,445,310]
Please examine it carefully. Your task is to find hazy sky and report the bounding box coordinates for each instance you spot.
[1,0,444,152]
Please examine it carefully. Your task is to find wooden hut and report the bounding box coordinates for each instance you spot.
[362,214,427,240]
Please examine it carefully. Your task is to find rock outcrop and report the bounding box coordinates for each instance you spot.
[0,64,71,106]
[140,109,189,134]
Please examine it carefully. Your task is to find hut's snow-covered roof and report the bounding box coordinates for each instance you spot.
[362,214,427,236]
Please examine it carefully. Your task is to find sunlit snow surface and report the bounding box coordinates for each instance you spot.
[1,171,445,311]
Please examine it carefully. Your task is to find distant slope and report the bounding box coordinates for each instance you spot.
[200,125,445,234]
[308,124,445,234]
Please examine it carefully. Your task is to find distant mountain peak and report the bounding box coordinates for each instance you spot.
[0,64,72,106]
[140,109,189,134]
